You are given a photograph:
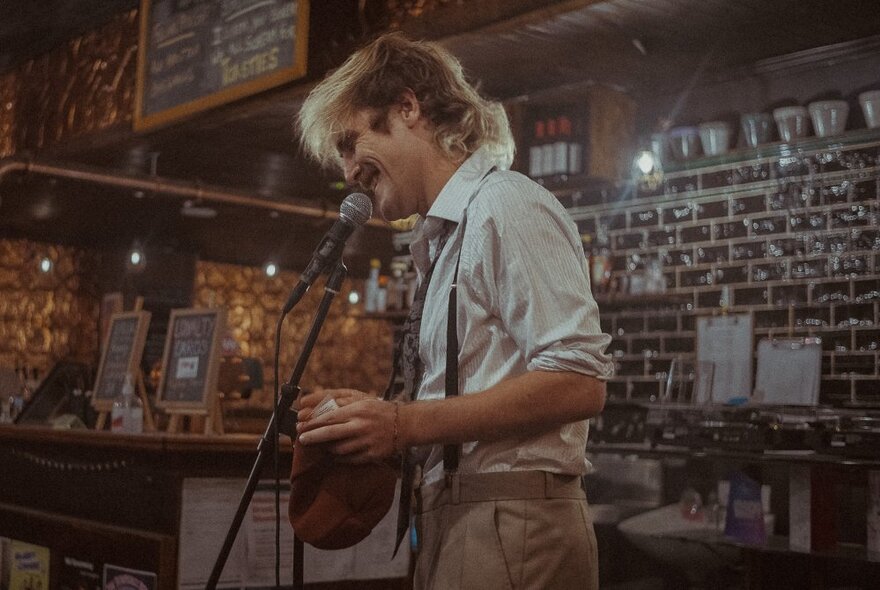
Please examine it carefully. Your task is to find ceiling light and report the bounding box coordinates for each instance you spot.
[347,290,360,305]
[264,261,278,277]
[636,150,656,174]
[128,246,145,270]
[38,257,52,273]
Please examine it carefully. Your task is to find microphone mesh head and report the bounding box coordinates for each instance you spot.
[339,193,373,227]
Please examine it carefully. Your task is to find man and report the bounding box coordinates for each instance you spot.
[295,33,613,589]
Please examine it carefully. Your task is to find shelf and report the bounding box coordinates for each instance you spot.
[587,442,880,469]
[594,292,692,307]
[351,310,409,321]
[660,127,880,176]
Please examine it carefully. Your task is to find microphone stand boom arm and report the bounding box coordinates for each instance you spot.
[206,262,349,590]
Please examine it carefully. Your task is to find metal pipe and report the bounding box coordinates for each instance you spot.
[0,157,387,228]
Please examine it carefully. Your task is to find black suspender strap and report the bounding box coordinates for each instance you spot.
[441,166,495,476]
[442,251,464,474]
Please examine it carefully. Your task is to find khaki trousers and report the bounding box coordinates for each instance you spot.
[412,471,598,590]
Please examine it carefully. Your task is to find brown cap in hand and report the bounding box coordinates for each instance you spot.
[289,440,397,550]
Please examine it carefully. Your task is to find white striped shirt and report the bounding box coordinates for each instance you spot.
[409,147,614,485]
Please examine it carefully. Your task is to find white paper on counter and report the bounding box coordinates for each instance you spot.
[243,482,296,587]
[350,483,409,580]
[179,477,409,589]
[179,478,247,589]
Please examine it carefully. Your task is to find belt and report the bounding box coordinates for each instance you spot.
[415,470,585,514]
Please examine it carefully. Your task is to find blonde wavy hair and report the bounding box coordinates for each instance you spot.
[297,32,514,171]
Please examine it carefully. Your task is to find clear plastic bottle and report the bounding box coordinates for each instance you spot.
[111,373,143,434]
[365,258,381,312]
[529,119,546,178]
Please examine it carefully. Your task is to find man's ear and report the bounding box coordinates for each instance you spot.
[397,89,421,127]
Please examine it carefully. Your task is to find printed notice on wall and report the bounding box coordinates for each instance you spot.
[6,540,50,590]
[178,478,408,589]
[60,555,101,590]
[697,313,753,403]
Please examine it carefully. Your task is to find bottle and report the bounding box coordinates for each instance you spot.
[111,373,143,434]
[553,115,570,178]
[389,258,409,310]
[542,117,557,181]
[529,120,546,178]
[590,226,613,295]
[365,258,381,312]
[376,275,389,312]
[560,115,584,176]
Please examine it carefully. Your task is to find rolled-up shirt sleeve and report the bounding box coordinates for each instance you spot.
[465,178,614,381]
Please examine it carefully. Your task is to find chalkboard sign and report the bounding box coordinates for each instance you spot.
[134,0,310,131]
[156,308,226,411]
[93,311,152,411]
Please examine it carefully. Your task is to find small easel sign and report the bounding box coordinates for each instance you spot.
[156,308,226,434]
[92,311,154,431]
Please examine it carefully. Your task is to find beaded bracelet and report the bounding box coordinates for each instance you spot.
[391,401,401,453]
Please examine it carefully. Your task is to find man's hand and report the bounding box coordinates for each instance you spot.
[295,388,375,421]
[296,393,397,464]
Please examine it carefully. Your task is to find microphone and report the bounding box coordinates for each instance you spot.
[282,193,372,313]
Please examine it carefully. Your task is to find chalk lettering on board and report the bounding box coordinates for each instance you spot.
[158,309,225,407]
[137,0,307,130]
[94,313,150,405]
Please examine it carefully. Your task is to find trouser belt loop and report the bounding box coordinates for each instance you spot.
[445,471,461,505]
[543,471,553,499]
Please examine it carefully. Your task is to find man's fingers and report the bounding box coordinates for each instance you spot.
[297,403,355,433]
[295,391,325,411]
[298,421,354,445]
[328,389,373,406]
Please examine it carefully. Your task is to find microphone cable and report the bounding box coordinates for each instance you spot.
[273,309,285,588]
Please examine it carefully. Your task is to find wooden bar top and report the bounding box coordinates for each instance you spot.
[0,423,293,454]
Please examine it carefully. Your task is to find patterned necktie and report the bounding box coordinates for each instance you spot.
[386,222,453,401]
[387,222,453,556]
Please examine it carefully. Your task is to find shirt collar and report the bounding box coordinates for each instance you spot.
[425,146,501,226]
[409,146,500,262]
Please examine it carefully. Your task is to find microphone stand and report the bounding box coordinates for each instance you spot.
[207,262,348,590]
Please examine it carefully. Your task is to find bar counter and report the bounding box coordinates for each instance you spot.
[0,424,293,589]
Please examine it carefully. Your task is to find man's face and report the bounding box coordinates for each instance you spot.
[337,106,423,222]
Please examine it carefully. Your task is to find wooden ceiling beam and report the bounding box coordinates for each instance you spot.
[399,0,609,40]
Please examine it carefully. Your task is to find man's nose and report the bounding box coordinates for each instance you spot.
[342,157,360,186]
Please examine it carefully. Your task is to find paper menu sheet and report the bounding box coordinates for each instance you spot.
[754,338,821,406]
[178,478,247,589]
[697,313,753,403]
[178,477,408,589]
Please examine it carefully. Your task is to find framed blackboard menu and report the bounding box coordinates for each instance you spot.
[134,0,310,131]
[93,311,152,412]
[156,308,226,411]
